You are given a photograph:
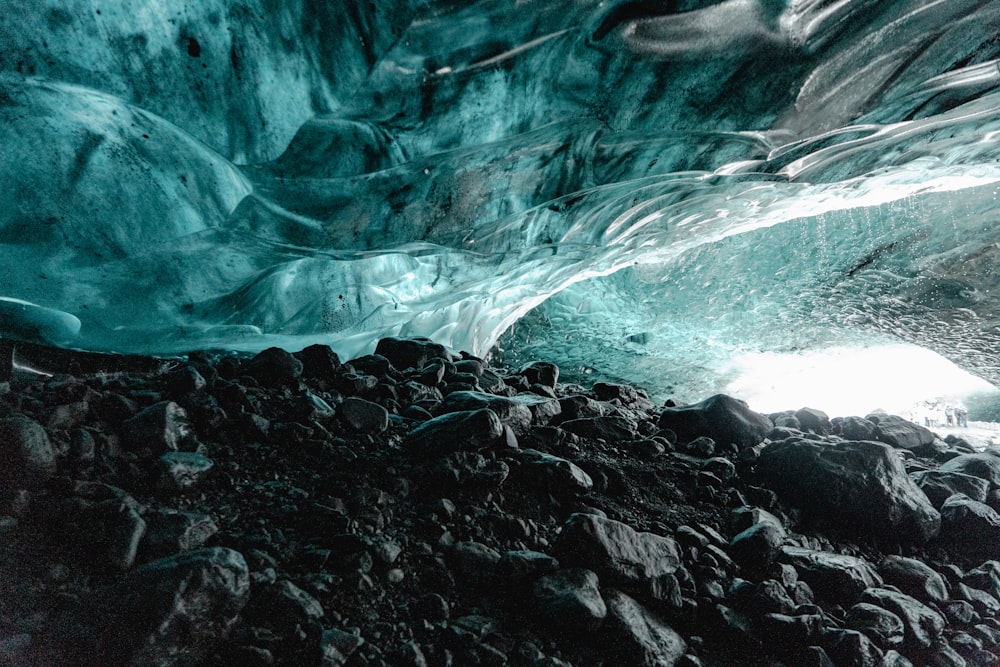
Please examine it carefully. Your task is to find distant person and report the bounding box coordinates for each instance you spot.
[956,406,968,428]
[945,405,954,426]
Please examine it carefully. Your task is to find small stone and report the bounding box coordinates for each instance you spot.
[405,409,506,457]
[0,414,56,488]
[244,347,303,387]
[339,397,389,434]
[521,361,559,387]
[155,451,215,493]
[845,602,905,649]
[877,555,948,604]
[318,627,364,667]
[374,337,450,371]
[121,401,197,456]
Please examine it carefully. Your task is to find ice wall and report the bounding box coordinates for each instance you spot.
[3,0,1000,399]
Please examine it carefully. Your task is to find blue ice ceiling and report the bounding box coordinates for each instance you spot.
[3,0,1000,401]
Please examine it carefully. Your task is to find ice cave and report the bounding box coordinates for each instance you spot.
[4,0,1000,415]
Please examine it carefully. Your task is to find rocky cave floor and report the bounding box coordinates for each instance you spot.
[1,337,1000,666]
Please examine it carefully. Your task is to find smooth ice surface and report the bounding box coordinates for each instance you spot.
[4,1,1000,407]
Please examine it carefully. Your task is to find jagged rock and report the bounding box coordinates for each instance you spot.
[245,579,324,630]
[405,409,507,457]
[758,611,823,648]
[142,510,219,560]
[498,549,560,581]
[912,470,990,508]
[375,337,450,371]
[822,629,885,667]
[601,589,687,666]
[964,561,1000,600]
[558,395,606,421]
[553,513,682,593]
[755,438,941,544]
[294,344,342,379]
[532,568,607,632]
[121,401,198,457]
[728,521,786,574]
[339,396,389,434]
[939,494,1000,558]
[845,602,905,650]
[860,587,945,650]
[318,627,365,667]
[520,361,559,388]
[517,448,593,493]
[835,416,878,441]
[450,541,501,585]
[440,391,534,435]
[658,394,772,449]
[780,547,883,605]
[244,347,303,387]
[877,555,949,604]
[702,457,736,482]
[795,408,832,435]
[938,452,1000,487]
[0,414,56,488]
[155,452,215,493]
[432,451,510,490]
[560,415,636,442]
[867,414,937,452]
[956,582,1000,616]
[75,547,249,665]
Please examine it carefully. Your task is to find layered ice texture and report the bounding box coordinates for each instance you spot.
[4,0,1000,402]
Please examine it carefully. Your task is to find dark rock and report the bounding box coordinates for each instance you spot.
[868,414,937,452]
[339,396,389,434]
[81,547,249,665]
[957,582,1000,616]
[780,547,882,605]
[450,541,501,586]
[0,414,56,488]
[877,555,948,604]
[375,337,450,371]
[658,394,772,449]
[755,438,941,544]
[560,415,636,442]
[155,452,215,494]
[520,361,559,388]
[318,627,365,667]
[517,448,593,493]
[701,457,736,482]
[244,347,303,387]
[142,510,219,560]
[835,416,878,441]
[860,587,945,650]
[939,494,1000,557]
[293,344,342,379]
[938,452,1000,487]
[728,521,786,574]
[245,578,324,630]
[440,391,534,435]
[165,364,207,395]
[558,395,605,421]
[433,451,510,490]
[845,602,905,650]
[822,628,885,667]
[532,568,607,632]
[553,513,682,594]
[405,409,507,458]
[497,549,560,581]
[759,611,823,648]
[964,561,1000,599]
[912,470,990,508]
[686,436,715,457]
[121,401,198,457]
[601,589,687,667]
[794,407,831,434]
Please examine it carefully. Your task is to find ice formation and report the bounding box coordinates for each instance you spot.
[3,1,1000,403]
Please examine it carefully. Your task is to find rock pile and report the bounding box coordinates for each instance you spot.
[0,337,998,665]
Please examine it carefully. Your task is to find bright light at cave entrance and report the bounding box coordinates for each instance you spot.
[723,344,998,418]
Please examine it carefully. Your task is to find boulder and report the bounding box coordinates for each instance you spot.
[860,587,945,650]
[938,494,1000,558]
[835,416,878,441]
[374,336,450,371]
[120,401,197,457]
[755,439,940,544]
[867,414,936,452]
[154,452,215,494]
[553,513,682,594]
[938,452,1000,488]
[657,394,772,449]
[0,414,56,488]
[440,391,534,435]
[339,396,389,434]
[404,409,507,458]
[911,470,990,508]
[244,347,303,387]
[728,521,786,574]
[532,568,607,632]
[795,407,832,435]
[518,449,593,493]
[845,602,905,650]
[779,547,883,605]
[877,555,948,604]
[560,415,637,442]
[520,361,559,388]
[601,589,686,666]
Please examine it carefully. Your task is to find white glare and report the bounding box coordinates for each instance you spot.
[723,344,998,418]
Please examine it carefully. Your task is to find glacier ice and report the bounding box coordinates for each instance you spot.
[3,0,1000,406]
